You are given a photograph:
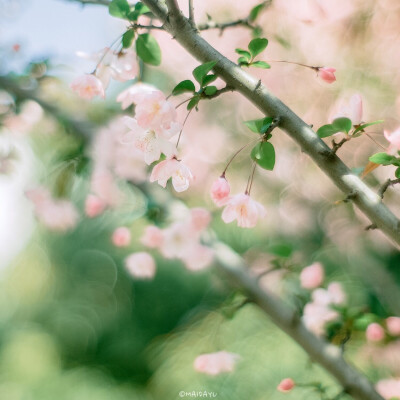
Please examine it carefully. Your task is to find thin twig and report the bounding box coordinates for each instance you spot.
[331,137,349,154]
[378,178,400,198]
[188,0,195,27]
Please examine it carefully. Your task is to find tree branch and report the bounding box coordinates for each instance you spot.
[213,241,384,400]
[188,0,195,27]
[141,0,400,248]
[378,178,400,199]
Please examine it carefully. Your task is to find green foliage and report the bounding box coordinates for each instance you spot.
[251,141,275,170]
[127,2,150,21]
[244,117,273,134]
[108,0,130,19]
[251,61,271,69]
[369,152,399,166]
[248,38,268,58]
[122,30,135,49]
[187,96,200,110]
[317,117,352,138]
[136,33,161,66]
[249,3,267,22]
[172,80,196,96]
[192,61,217,86]
[236,38,269,68]
[353,120,384,135]
[204,85,217,96]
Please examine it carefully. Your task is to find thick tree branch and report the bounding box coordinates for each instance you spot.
[213,242,384,400]
[142,0,400,247]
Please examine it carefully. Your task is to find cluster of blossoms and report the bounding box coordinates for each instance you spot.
[193,351,240,376]
[70,47,137,100]
[141,207,213,271]
[210,176,266,228]
[299,262,347,336]
[365,317,400,343]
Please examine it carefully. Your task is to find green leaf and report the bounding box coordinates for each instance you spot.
[369,152,398,166]
[353,119,384,135]
[108,0,130,19]
[248,38,268,58]
[172,80,196,95]
[192,61,217,85]
[122,29,135,48]
[134,2,150,14]
[317,124,340,138]
[332,117,352,134]
[202,74,217,86]
[251,60,271,69]
[204,86,217,96]
[136,33,161,66]
[187,96,200,110]
[396,168,400,179]
[238,57,249,66]
[251,141,275,170]
[235,48,251,61]
[249,3,266,22]
[268,242,293,258]
[244,117,273,134]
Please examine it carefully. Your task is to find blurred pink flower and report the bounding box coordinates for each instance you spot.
[318,67,336,84]
[70,74,105,100]
[26,187,79,232]
[277,378,295,393]
[211,176,231,206]
[160,221,197,259]
[222,193,266,228]
[116,82,158,109]
[300,262,324,289]
[111,227,131,247]
[330,94,363,125]
[122,117,176,164]
[141,226,164,248]
[193,351,240,376]
[181,244,214,271]
[150,158,193,192]
[85,194,106,218]
[190,208,211,231]
[366,323,385,342]
[376,378,400,399]
[125,252,156,279]
[110,49,138,82]
[387,317,400,336]
[384,128,400,154]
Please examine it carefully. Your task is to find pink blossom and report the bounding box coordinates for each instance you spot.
[70,74,105,100]
[387,317,400,336]
[302,302,339,336]
[211,176,230,206]
[160,221,197,259]
[122,117,175,164]
[277,378,295,393]
[300,262,324,289]
[181,244,214,271]
[318,67,336,84]
[366,323,385,342]
[141,226,164,248]
[116,82,158,109]
[193,351,240,376]
[26,187,79,232]
[85,194,106,218]
[330,94,363,125]
[190,208,211,231]
[312,282,346,306]
[150,158,193,192]
[125,252,156,279]
[221,193,266,228]
[376,378,400,399]
[384,128,400,154]
[111,227,131,247]
[109,49,138,82]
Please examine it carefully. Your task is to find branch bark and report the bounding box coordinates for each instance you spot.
[141,0,400,247]
[213,241,384,400]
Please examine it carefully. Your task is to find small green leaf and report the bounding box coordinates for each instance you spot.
[204,86,217,96]
[251,141,275,170]
[332,117,352,134]
[134,2,150,14]
[268,242,293,258]
[235,48,251,61]
[396,167,400,179]
[136,33,161,66]
[202,74,217,86]
[187,96,200,110]
[353,119,384,135]
[122,29,135,48]
[251,60,271,69]
[369,152,398,166]
[248,38,268,58]
[317,124,339,138]
[108,0,130,19]
[238,57,250,66]
[249,3,266,22]
[193,61,217,85]
[244,117,273,134]
[172,80,196,95]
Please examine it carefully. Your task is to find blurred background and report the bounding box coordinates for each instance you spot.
[1,0,400,399]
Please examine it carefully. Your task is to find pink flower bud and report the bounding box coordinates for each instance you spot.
[318,67,336,84]
[277,378,295,393]
[112,227,131,247]
[210,176,230,206]
[366,323,385,342]
[300,262,324,289]
[386,317,400,336]
[141,226,164,248]
[125,252,156,279]
[85,194,106,218]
